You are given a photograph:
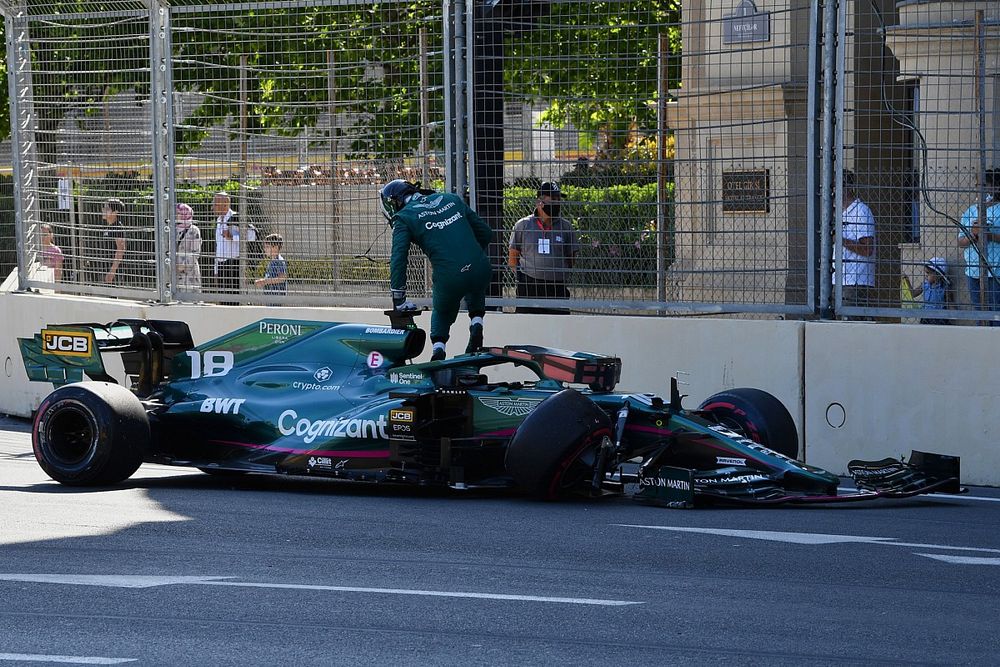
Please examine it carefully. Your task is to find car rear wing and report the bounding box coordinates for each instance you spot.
[487,344,622,392]
[18,319,194,396]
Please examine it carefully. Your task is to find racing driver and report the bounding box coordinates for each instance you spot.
[380,180,492,361]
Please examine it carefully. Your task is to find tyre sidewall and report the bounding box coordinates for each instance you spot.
[506,389,611,499]
[33,383,148,485]
[698,388,798,459]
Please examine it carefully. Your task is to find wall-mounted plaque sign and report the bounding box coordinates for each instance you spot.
[722,169,770,213]
[723,0,771,44]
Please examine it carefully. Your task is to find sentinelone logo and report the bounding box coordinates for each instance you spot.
[278,409,388,444]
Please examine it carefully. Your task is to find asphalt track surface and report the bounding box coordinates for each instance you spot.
[1,415,999,666]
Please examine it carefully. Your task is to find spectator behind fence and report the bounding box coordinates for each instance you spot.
[903,257,951,325]
[956,169,1000,326]
[508,181,578,314]
[254,233,287,303]
[175,203,202,294]
[99,198,127,286]
[39,224,64,283]
[836,170,876,312]
[380,179,491,362]
[213,191,246,304]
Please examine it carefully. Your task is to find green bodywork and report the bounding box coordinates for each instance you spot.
[21,317,843,496]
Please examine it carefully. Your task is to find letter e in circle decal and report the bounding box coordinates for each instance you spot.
[367,351,384,369]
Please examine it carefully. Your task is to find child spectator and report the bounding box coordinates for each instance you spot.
[254,233,287,301]
[39,224,64,282]
[903,257,951,325]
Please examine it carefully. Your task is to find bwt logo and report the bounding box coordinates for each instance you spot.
[200,398,246,415]
[41,330,93,357]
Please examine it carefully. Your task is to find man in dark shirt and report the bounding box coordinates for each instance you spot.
[99,198,128,286]
[381,180,492,361]
[508,181,577,311]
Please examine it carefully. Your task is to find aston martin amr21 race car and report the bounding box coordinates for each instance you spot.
[18,312,962,506]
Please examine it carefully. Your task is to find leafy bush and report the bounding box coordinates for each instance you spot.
[339,257,390,284]
[247,257,390,286]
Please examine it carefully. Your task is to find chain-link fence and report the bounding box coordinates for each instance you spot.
[839,0,1000,323]
[2,0,998,322]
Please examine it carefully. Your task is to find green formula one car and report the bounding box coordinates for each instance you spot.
[18,312,962,507]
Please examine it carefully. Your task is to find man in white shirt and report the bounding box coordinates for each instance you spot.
[213,192,242,304]
[837,170,876,312]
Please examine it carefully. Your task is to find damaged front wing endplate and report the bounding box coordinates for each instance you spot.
[634,450,964,507]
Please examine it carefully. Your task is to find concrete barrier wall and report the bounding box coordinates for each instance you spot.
[1,290,994,485]
[803,322,997,485]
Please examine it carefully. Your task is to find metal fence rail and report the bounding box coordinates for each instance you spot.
[1,0,998,323]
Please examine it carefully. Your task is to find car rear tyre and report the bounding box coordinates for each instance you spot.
[33,382,149,486]
[505,388,612,499]
[698,388,798,459]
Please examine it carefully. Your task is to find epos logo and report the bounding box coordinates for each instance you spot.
[41,330,93,357]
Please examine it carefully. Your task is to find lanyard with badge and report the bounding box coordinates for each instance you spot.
[536,219,551,255]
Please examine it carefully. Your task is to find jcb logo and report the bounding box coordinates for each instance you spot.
[390,409,414,423]
[41,330,93,357]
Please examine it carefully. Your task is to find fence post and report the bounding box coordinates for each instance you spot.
[453,0,467,196]
[805,0,821,313]
[5,4,38,292]
[150,0,176,303]
[443,0,456,191]
[656,32,669,303]
[819,0,839,318]
[327,49,341,288]
[975,10,987,311]
[419,29,431,186]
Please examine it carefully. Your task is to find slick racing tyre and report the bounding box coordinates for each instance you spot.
[506,388,612,500]
[698,388,798,459]
[32,382,149,486]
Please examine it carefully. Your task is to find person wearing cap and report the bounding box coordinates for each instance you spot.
[957,169,1000,325]
[836,170,876,313]
[175,203,202,294]
[903,257,951,325]
[508,181,578,312]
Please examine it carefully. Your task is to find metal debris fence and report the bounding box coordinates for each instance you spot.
[1,0,997,323]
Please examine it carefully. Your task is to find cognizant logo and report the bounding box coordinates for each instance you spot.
[425,211,462,230]
[278,409,388,443]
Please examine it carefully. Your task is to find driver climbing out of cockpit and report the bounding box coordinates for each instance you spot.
[380,180,492,362]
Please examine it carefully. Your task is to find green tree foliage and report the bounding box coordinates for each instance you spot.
[504,0,681,158]
[171,2,443,159]
[0,0,681,160]
[0,2,443,159]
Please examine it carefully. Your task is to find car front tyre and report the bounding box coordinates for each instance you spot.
[505,388,612,500]
[698,387,798,459]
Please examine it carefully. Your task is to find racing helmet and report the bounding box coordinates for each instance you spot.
[379,180,419,222]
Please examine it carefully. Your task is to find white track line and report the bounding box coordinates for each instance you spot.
[0,655,136,665]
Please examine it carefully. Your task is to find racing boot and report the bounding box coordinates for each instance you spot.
[465,322,484,354]
[430,343,447,362]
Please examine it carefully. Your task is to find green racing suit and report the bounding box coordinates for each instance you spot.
[389,192,492,342]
